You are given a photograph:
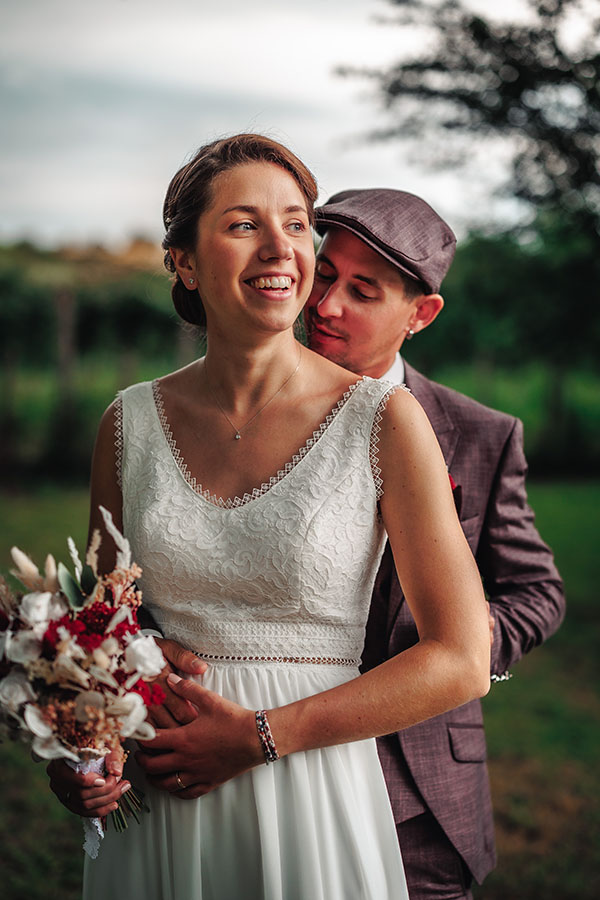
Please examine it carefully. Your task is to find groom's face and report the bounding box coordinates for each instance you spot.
[304,228,417,378]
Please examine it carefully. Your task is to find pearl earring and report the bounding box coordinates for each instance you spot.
[405,328,415,340]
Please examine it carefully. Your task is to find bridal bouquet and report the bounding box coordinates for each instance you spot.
[0,506,166,857]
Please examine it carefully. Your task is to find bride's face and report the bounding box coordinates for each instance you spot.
[183,161,315,338]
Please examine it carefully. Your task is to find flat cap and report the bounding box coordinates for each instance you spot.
[315,188,456,294]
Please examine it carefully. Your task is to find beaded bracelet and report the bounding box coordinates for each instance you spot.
[255,709,280,764]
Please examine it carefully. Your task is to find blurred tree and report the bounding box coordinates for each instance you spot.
[403,207,600,471]
[340,0,600,230]
[0,267,55,474]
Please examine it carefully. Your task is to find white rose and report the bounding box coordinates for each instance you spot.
[0,670,36,714]
[105,691,154,739]
[5,629,42,664]
[124,634,165,678]
[20,591,67,628]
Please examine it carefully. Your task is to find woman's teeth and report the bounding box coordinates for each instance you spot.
[249,276,292,289]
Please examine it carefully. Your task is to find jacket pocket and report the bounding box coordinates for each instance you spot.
[448,724,487,763]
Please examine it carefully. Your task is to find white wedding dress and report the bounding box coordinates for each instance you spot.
[83,376,409,900]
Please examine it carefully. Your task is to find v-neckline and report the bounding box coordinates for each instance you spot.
[151,377,365,509]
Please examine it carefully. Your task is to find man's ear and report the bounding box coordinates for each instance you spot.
[170,247,197,290]
[409,293,444,335]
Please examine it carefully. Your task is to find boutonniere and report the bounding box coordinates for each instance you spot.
[448,471,462,516]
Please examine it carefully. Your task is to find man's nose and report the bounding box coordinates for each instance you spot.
[315,282,344,318]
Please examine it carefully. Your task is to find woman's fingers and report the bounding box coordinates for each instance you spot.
[103,746,125,778]
[46,759,129,817]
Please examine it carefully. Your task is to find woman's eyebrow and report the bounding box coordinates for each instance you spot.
[221,204,307,216]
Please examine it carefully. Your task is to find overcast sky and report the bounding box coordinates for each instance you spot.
[1,0,528,247]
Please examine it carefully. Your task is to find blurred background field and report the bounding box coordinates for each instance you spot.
[1,481,598,899]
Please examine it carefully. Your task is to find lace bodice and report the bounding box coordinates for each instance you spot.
[119,377,399,665]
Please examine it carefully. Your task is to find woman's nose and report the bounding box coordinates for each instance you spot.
[259,228,293,260]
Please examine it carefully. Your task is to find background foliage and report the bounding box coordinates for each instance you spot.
[1,222,598,484]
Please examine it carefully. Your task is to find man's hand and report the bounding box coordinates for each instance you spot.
[148,638,208,728]
[136,674,264,798]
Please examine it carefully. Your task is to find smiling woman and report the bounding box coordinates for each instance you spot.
[161,134,318,329]
[42,133,490,900]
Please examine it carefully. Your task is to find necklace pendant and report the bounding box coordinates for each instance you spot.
[234,433,241,441]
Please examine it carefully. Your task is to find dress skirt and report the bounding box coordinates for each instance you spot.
[83,660,408,900]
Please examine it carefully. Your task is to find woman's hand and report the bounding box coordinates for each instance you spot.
[147,638,208,729]
[135,674,263,798]
[46,749,129,818]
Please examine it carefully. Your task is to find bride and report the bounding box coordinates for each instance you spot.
[47,133,490,899]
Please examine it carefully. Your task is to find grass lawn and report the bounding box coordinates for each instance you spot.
[0,481,598,899]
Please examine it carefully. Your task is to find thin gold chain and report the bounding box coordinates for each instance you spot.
[204,345,302,441]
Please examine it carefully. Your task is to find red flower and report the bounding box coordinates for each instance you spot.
[76,632,105,652]
[112,620,140,642]
[130,679,152,705]
[42,614,83,656]
[130,679,166,707]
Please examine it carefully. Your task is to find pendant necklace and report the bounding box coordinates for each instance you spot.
[204,346,302,441]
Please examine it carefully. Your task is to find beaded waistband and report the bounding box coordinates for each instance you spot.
[193,650,360,668]
[152,609,365,666]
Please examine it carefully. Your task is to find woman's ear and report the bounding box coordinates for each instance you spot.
[170,248,197,291]
[409,294,444,335]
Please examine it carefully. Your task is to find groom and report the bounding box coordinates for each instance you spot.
[299,189,565,898]
[148,189,565,899]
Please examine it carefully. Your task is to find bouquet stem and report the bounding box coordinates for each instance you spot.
[111,784,149,832]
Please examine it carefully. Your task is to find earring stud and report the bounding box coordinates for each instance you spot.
[188,278,195,285]
[406,328,415,340]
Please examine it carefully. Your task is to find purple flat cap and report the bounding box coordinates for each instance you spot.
[315,188,456,294]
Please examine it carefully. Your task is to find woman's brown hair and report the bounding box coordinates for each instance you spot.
[162,134,318,327]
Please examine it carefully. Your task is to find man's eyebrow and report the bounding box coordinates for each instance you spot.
[221,204,307,216]
[317,253,381,288]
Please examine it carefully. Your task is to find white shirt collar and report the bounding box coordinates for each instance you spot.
[379,353,405,385]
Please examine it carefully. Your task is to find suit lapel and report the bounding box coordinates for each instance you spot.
[403,362,459,469]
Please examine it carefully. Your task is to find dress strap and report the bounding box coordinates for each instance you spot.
[368,381,411,501]
[114,393,124,489]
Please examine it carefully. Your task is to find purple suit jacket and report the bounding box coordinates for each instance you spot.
[362,362,565,884]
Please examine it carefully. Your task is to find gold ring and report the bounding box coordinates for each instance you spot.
[175,771,186,791]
